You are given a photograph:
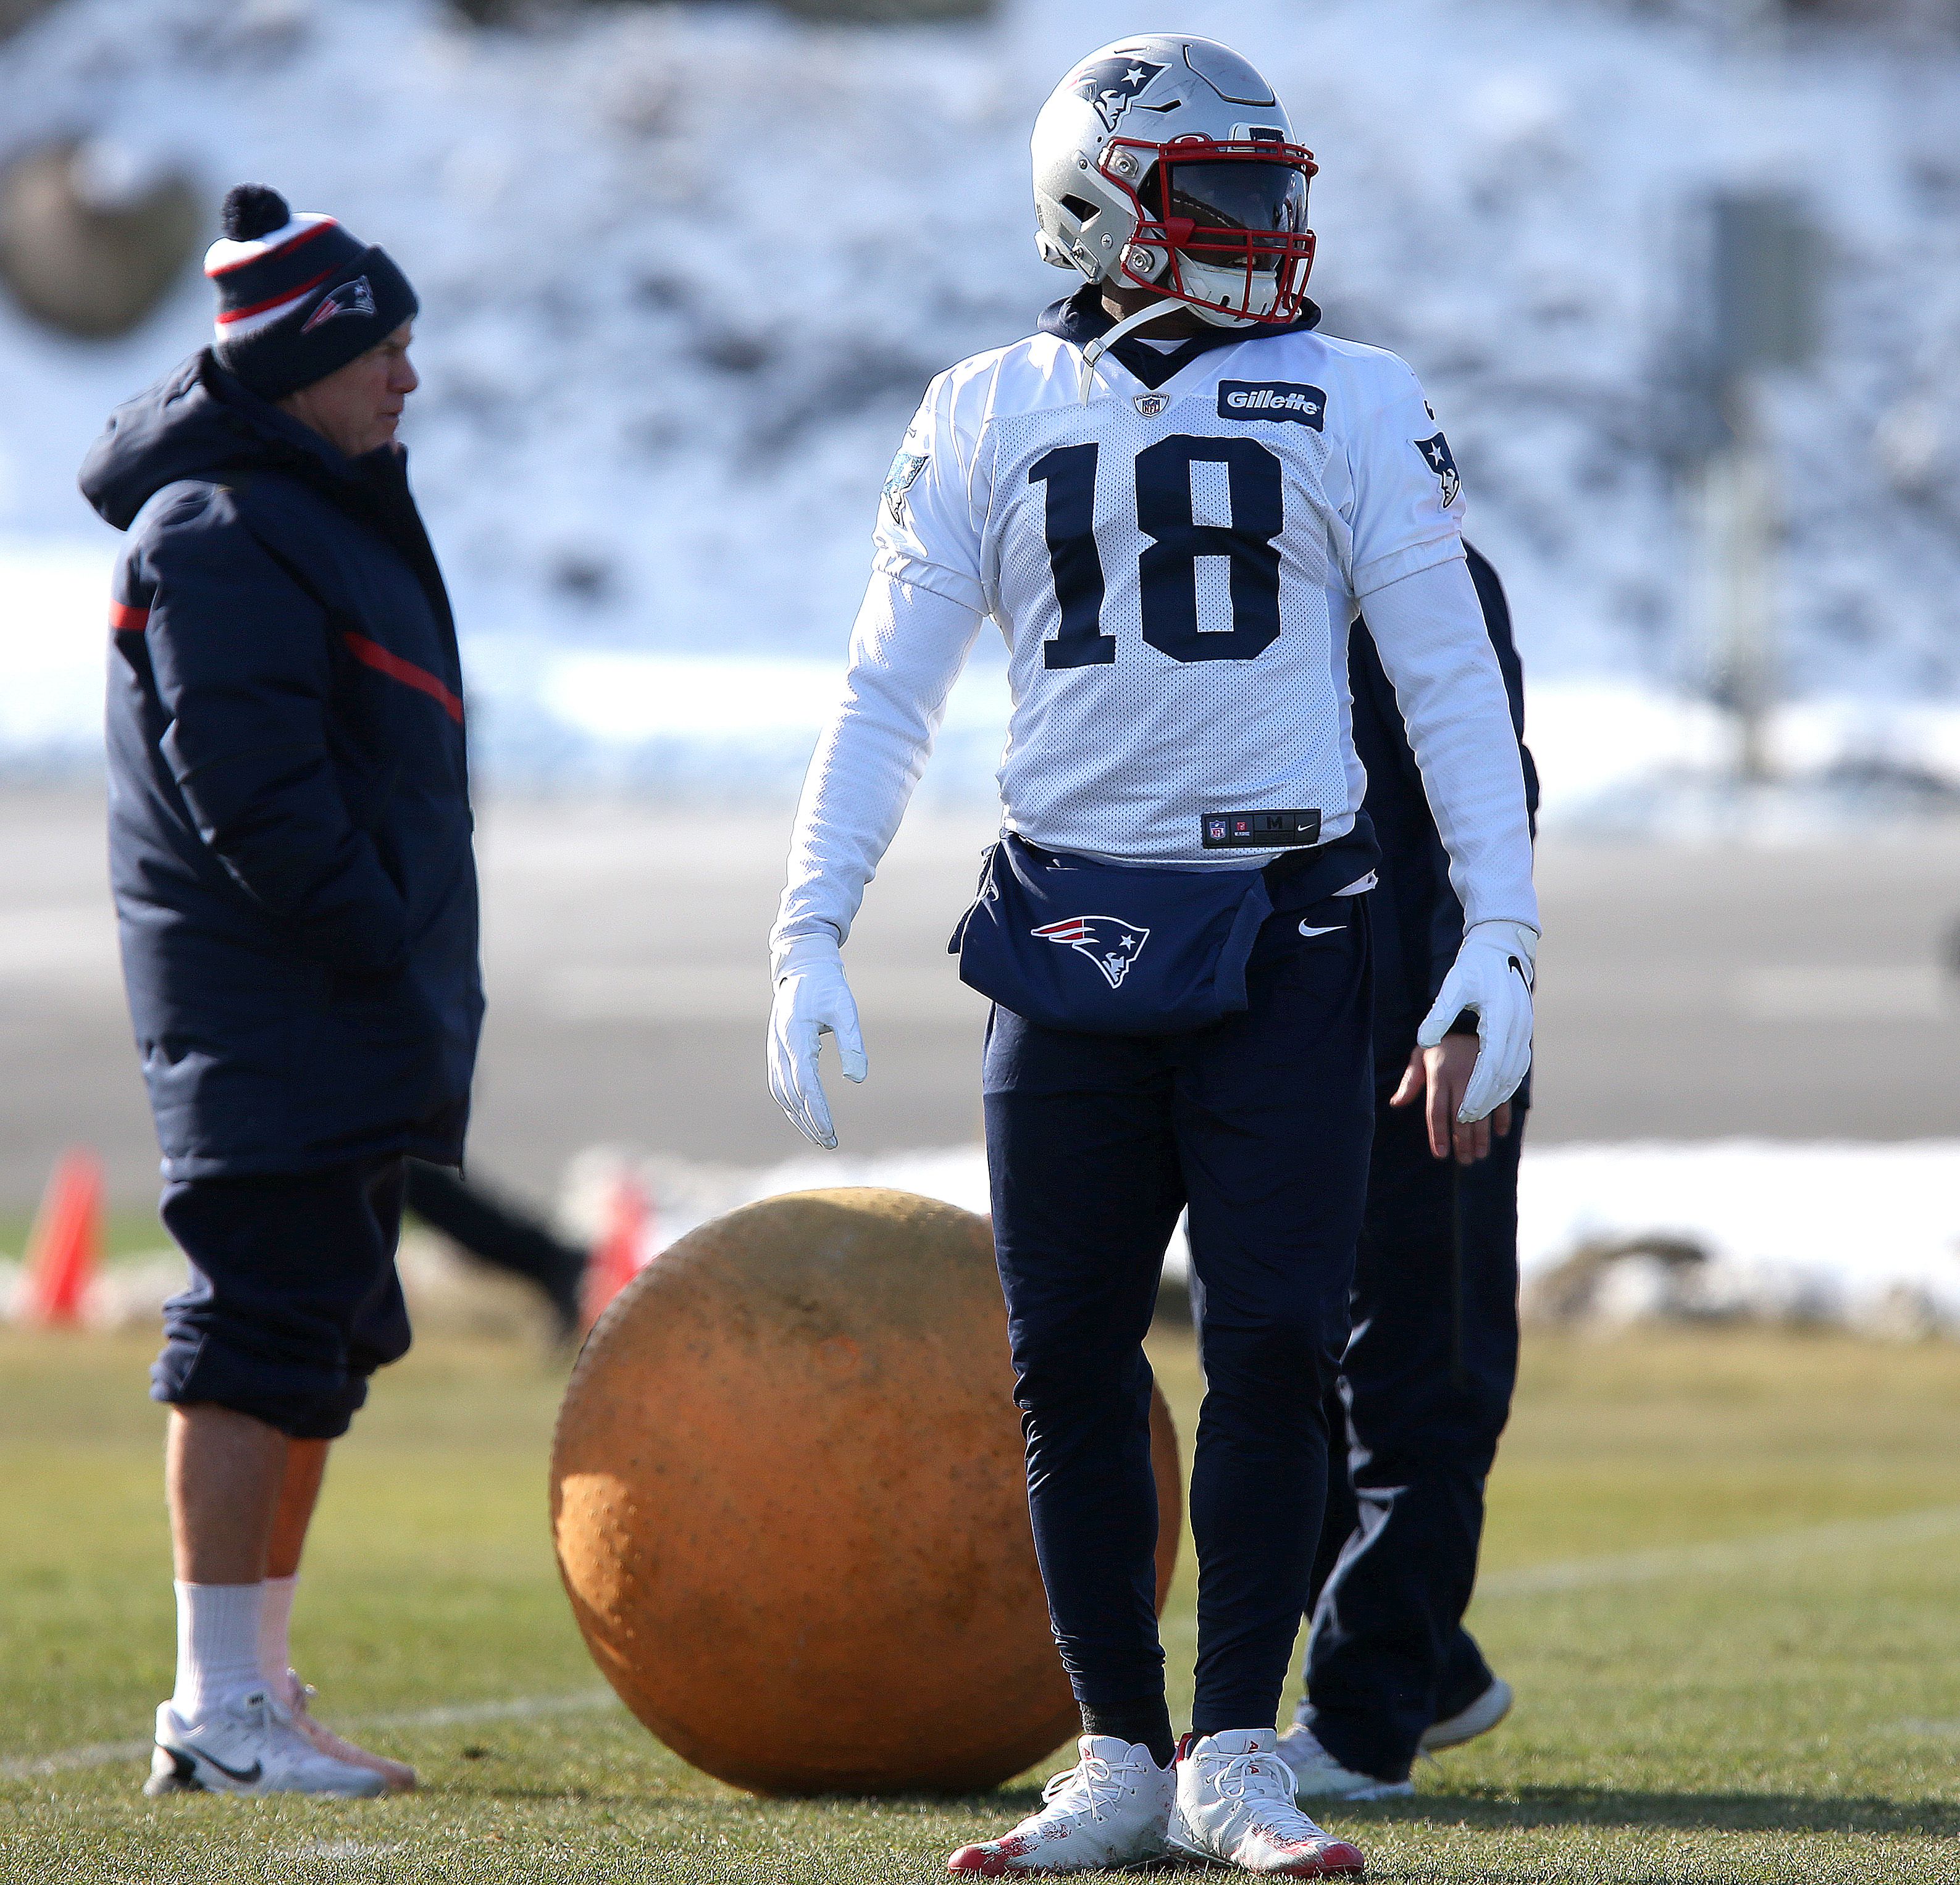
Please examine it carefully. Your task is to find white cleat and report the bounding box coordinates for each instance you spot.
[144,1689,387,1798]
[1275,1722,1414,1801]
[1168,1729,1366,1876]
[282,1670,417,1793]
[946,1736,1173,1875]
[1420,1676,1513,1752]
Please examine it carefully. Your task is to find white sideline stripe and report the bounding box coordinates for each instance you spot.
[1476,1504,1960,1600]
[0,1689,618,1781]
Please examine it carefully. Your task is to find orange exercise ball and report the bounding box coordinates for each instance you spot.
[550,1186,1182,1795]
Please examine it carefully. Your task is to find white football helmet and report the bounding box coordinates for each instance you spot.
[1032,36,1317,329]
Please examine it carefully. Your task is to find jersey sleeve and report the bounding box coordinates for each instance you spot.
[869,370,987,614]
[771,567,985,979]
[1358,556,1538,935]
[1345,360,1468,600]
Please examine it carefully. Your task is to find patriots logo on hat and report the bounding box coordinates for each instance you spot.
[302,274,377,333]
[1068,56,1167,132]
[1031,914,1150,991]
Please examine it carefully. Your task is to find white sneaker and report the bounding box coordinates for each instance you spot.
[946,1736,1173,1875]
[282,1670,417,1793]
[1420,1676,1513,1752]
[1168,1729,1366,1877]
[1274,1723,1414,1801]
[144,1689,387,1797]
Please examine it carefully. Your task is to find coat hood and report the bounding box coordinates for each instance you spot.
[79,348,364,533]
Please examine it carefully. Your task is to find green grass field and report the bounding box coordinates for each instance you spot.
[2,1323,1957,1883]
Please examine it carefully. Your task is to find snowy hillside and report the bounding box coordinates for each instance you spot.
[2,0,1959,794]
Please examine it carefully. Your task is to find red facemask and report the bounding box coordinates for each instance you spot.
[1099,134,1319,324]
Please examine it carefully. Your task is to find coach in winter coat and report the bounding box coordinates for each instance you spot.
[77,183,479,1799]
[82,291,478,1184]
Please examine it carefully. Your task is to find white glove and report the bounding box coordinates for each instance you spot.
[1417,919,1538,1125]
[766,949,867,1151]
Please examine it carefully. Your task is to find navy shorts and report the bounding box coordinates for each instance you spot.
[151,1154,412,1440]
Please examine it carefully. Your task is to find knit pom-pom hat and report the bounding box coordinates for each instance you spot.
[204,184,417,401]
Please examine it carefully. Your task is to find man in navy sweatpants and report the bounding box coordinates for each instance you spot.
[1263,545,1538,1799]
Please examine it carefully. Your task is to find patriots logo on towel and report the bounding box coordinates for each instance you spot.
[1068,56,1166,132]
[1032,915,1150,990]
[302,275,377,333]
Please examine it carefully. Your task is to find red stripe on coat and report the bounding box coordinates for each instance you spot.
[109,601,150,632]
[343,632,464,724]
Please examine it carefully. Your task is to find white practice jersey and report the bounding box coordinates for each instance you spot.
[885,322,1457,858]
[773,303,1537,974]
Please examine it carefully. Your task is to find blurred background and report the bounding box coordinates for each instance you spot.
[0,0,1958,1337]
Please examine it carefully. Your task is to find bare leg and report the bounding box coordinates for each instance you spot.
[167,1405,288,1584]
[268,1440,330,1580]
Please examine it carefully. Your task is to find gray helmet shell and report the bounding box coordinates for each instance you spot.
[1031,36,1299,327]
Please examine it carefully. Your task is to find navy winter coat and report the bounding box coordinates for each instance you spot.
[80,350,482,1180]
[1351,544,1539,1098]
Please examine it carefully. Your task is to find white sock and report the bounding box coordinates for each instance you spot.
[258,1574,299,1702]
[170,1581,266,1721]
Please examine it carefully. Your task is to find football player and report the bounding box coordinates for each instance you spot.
[769,36,1537,1878]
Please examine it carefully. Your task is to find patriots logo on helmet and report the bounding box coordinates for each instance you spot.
[302,274,377,334]
[1068,56,1167,132]
[1031,914,1150,990]
[1413,431,1461,508]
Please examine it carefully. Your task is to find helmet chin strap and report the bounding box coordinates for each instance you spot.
[1078,296,1191,404]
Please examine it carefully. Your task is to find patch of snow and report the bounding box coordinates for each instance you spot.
[0,0,1954,803]
[563,1136,1960,1335]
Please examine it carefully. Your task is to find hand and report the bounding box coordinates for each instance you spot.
[1416,919,1536,1125]
[1391,1040,1513,1163]
[766,951,868,1151]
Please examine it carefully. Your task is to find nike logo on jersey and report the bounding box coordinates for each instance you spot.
[1298,922,1343,938]
[175,1741,263,1784]
[1032,915,1150,990]
[1218,380,1326,429]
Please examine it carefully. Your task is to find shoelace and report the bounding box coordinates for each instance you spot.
[1194,1747,1327,1844]
[1039,1748,1151,1825]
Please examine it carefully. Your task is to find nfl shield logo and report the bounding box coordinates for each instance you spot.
[1134,394,1170,418]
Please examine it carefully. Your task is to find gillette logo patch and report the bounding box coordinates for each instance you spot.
[1217,380,1326,429]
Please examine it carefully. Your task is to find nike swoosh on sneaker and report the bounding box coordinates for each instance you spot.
[1298,922,1342,938]
[177,1741,263,1784]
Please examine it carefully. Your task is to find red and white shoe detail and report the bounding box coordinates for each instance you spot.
[280,1670,417,1793]
[947,1735,1173,1875]
[1168,1729,1366,1876]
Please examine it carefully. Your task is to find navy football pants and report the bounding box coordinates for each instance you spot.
[1297,1093,1524,1779]
[984,896,1373,1736]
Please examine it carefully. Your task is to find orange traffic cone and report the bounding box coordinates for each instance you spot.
[580,1172,653,1333]
[22,1148,104,1327]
